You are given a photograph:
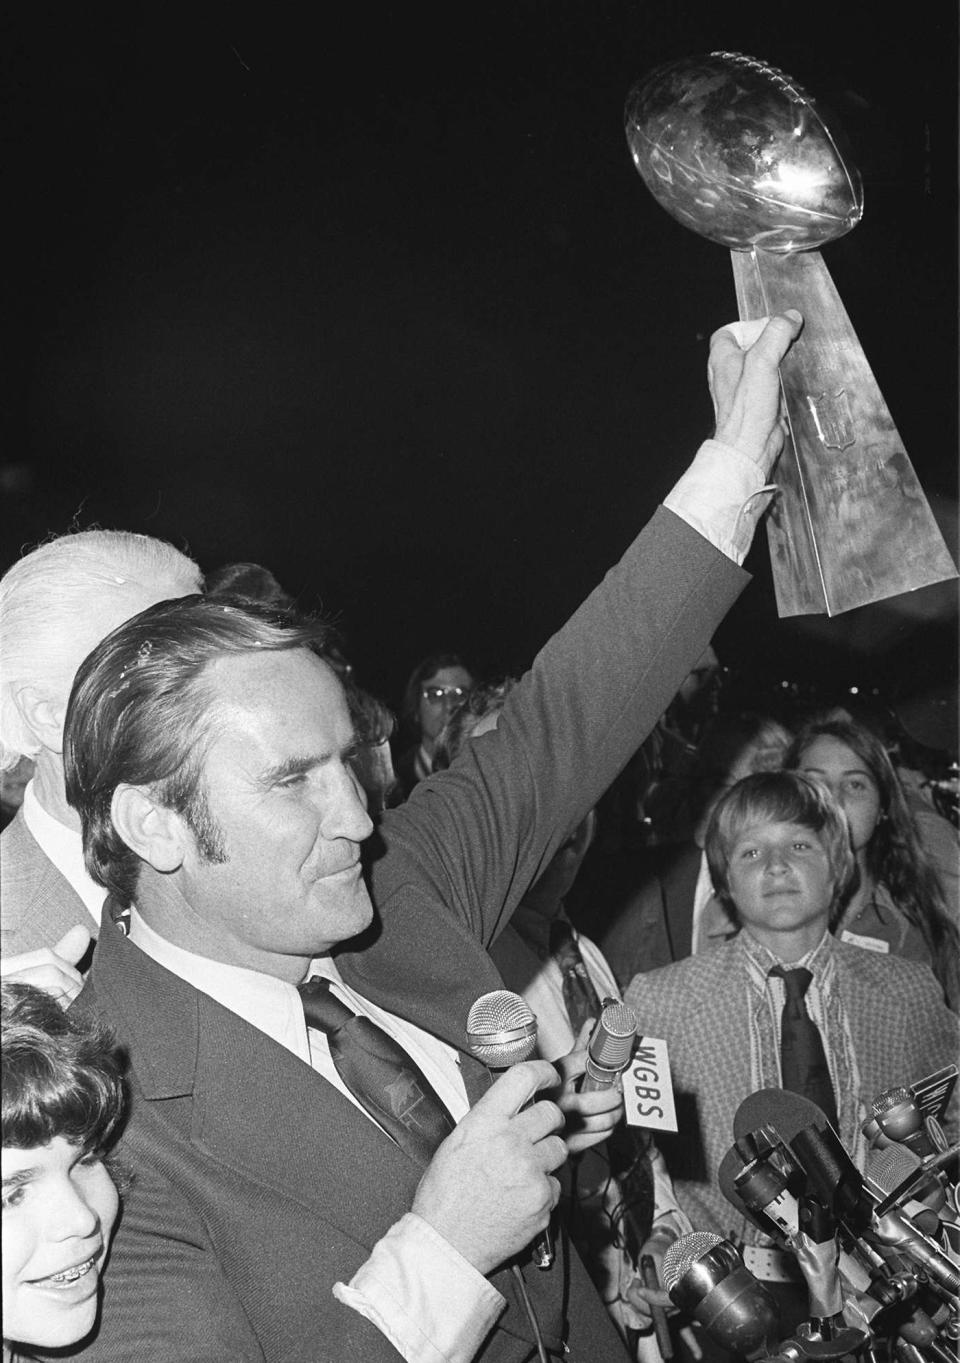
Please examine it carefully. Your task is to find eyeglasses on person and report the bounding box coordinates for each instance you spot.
[421,685,468,705]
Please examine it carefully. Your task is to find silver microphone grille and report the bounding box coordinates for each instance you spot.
[466,990,538,1068]
[662,1231,724,1293]
[589,1001,638,1069]
[867,1143,923,1196]
[872,1087,912,1115]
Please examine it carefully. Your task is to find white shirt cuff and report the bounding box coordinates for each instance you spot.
[333,1213,505,1363]
[663,438,776,566]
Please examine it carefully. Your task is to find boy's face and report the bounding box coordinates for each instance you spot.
[725,818,834,956]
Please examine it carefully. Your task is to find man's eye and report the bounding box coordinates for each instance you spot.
[2,1187,26,1211]
[792,841,811,851]
[278,773,307,789]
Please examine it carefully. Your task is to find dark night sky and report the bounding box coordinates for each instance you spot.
[9,2,958,718]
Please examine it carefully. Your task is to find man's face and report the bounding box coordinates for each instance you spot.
[417,665,473,745]
[725,819,834,954]
[168,650,374,975]
[1,1137,119,1350]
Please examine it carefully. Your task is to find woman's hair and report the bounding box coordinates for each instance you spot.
[2,982,127,1154]
[785,715,959,995]
[399,651,473,742]
[686,710,793,841]
[705,770,857,922]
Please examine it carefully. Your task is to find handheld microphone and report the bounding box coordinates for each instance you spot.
[864,1088,941,1159]
[465,990,554,1270]
[661,1232,780,1360]
[581,999,638,1092]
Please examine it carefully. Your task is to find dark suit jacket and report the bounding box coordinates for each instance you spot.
[71,508,748,1363]
[624,936,960,1241]
[0,809,94,958]
[592,841,704,988]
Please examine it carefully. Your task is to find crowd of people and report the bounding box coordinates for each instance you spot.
[0,310,957,1363]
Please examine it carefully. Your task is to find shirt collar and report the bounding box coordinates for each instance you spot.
[126,908,345,1063]
[738,927,834,979]
[21,779,105,926]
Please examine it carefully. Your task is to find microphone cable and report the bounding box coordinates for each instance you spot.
[510,1264,549,1363]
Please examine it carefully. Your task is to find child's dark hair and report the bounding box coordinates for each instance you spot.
[2,982,127,1155]
[786,714,959,1005]
[705,770,857,923]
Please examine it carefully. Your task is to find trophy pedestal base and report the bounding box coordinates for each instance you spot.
[731,248,957,618]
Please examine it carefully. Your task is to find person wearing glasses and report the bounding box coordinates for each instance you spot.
[394,651,475,800]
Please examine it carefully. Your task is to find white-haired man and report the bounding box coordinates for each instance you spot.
[0,530,201,998]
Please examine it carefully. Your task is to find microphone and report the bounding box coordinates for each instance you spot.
[581,999,638,1092]
[661,1232,780,1359]
[735,1090,960,1303]
[866,1145,950,1232]
[863,1088,941,1159]
[734,1089,874,1232]
[466,989,538,1066]
[866,1204,960,1301]
[465,990,554,1270]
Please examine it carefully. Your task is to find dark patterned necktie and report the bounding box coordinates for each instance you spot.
[549,918,603,1037]
[769,966,839,1131]
[299,976,456,1166]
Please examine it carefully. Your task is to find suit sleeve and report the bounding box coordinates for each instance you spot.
[370,507,748,954]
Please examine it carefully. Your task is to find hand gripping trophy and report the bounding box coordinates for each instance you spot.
[625,51,957,617]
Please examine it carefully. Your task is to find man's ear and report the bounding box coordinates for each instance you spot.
[111,785,188,874]
[13,685,67,755]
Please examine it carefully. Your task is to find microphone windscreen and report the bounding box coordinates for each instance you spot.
[466,990,538,1067]
[588,1001,638,1068]
[868,1143,923,1194]
[661,1231,724,1293]
[734,1088,831,1145]
[872,1087,913,1116]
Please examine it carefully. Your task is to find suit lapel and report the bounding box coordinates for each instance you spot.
[90,914,424,1241]
[190,993,424,1241]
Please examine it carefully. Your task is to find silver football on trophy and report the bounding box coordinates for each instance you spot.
[624,51,863,253]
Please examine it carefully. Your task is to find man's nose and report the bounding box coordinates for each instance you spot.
[327,766,374,842]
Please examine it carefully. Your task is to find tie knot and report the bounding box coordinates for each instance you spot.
[771,965,813,1001]
[298,976,355,1036]
[549,918,579,965]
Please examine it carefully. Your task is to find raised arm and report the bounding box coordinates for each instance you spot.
[368,313,803,948]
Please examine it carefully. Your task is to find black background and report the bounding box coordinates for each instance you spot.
[9,2,958,718]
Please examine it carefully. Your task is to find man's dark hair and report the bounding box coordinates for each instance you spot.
[63,593,331,907]
[2,982,127,1154]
